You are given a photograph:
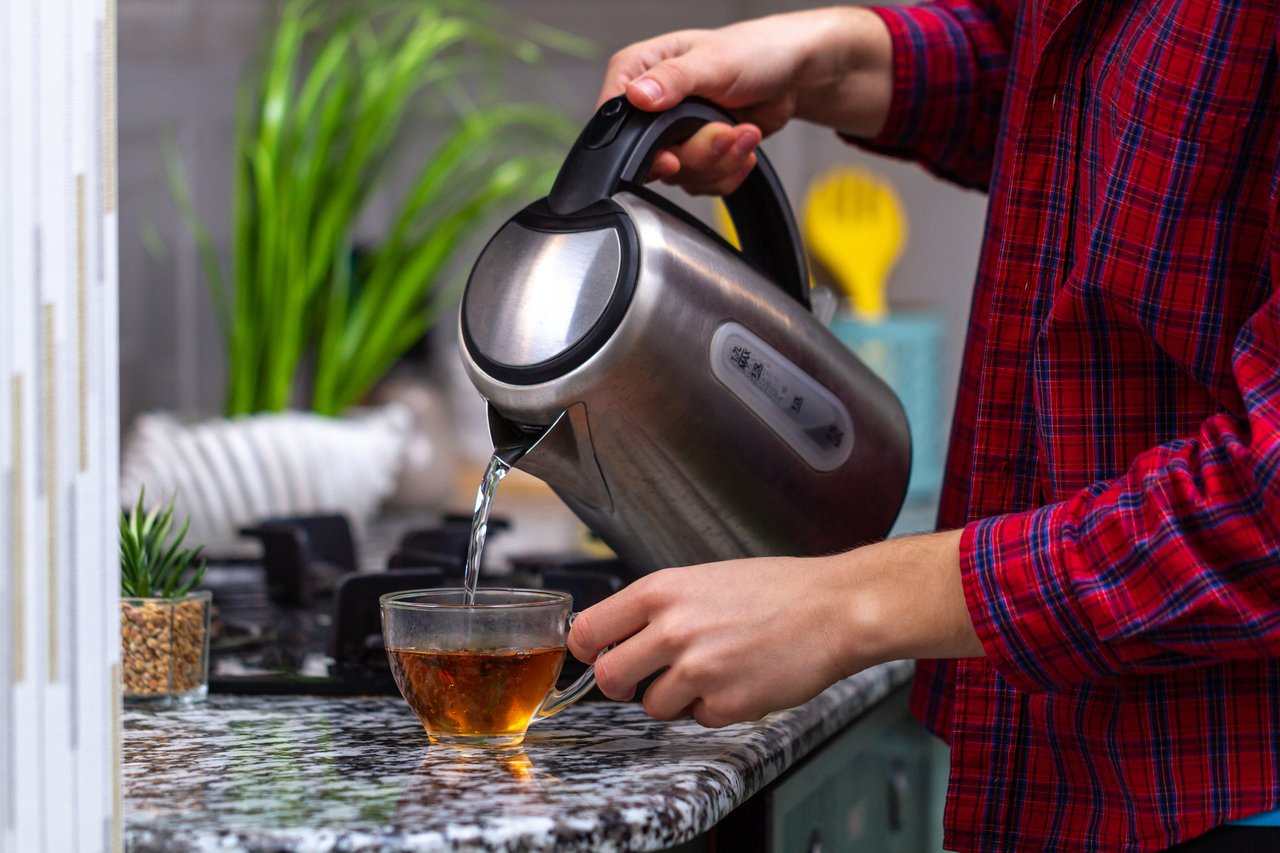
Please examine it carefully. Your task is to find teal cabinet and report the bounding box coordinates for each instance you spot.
[770,688,941,853]
[660,685,947,853]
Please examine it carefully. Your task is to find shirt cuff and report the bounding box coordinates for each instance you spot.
[845,3,983,158]
[960,504,1130,694]
[850,6,922,150]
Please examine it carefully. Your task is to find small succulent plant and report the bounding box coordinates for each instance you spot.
[119,489,207,598]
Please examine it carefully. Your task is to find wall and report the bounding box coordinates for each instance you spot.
[117,0,990,456]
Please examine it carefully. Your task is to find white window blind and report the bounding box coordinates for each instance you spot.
[1,0,122,851]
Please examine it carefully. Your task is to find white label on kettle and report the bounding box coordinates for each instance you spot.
[709,322,854,472]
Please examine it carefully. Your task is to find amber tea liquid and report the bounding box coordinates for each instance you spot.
[389,647,566,744]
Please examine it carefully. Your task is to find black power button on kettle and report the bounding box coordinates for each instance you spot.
[584,95,632,149]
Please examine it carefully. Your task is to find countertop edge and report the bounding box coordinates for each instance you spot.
[123,661,917,853]
[660,659,916,845]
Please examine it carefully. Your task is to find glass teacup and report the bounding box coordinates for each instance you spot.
[381,588,597,748]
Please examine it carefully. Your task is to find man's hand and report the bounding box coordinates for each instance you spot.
[597,7,894,196]
[568,530,984,728]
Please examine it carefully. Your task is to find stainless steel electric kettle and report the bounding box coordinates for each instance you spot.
[459,96,911,573]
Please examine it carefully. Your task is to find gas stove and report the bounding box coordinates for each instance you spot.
[200,514,637,696]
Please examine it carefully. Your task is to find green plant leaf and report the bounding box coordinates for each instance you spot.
[168,0,586,416]
[119,489,206,600]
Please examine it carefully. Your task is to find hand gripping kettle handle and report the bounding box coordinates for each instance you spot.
[547,96,811,309]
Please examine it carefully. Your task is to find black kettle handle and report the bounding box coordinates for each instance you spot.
[547,96,810,309]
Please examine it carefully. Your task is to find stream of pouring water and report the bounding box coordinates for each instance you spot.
[463,452,511,605]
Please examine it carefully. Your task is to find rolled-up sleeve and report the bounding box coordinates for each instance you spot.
[961,283,1280,693]
[847,0,1017,191]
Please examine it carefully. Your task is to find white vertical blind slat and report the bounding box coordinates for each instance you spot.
[2,0,120,850]
[0,0,13,850]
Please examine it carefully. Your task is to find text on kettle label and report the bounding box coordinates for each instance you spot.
[709,322,854,472]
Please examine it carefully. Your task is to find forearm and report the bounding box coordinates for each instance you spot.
[843,0,1017,191]
[570,529,982,726]
[791,7,895,138]
[824,529,984,676]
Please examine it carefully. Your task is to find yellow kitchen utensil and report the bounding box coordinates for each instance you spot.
[717,200,832,307]
[802,167,906,319]
[713,198,740,250]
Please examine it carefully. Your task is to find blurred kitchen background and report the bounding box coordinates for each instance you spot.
[115,0,989,639]
[119,2,986,486]
[115,5,987,841]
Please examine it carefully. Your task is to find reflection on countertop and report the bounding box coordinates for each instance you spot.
[124,660,914,853]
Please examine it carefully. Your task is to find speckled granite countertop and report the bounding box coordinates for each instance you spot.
[124,660,914,853]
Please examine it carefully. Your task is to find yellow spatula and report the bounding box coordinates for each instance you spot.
[713,198,741,250]
[802,167,906,320]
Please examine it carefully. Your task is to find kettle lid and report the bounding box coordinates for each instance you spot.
[461,200,639,385]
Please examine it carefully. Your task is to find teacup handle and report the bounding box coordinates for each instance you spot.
[534,612,599,720]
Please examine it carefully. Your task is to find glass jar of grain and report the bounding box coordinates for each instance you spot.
[121,590,212,707]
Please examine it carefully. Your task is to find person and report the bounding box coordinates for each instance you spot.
[563,5,1280,852]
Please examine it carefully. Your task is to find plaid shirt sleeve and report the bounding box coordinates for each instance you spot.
[855,0,1018,191]
[963,280,1280,693]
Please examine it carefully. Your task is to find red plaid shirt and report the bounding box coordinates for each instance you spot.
[853,0,1280,849]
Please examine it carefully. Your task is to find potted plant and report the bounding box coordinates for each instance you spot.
[166,0,582,415]
[120,490,212,707]
[121,0,586,545]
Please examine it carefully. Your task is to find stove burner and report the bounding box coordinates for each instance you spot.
[203,515,637,697]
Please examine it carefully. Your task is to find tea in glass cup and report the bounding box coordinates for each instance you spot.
[381,589,597,747]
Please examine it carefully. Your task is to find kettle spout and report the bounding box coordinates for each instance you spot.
[486,402,613,512]
[486,405,542,468]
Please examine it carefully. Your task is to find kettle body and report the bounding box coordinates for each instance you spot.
[460,97,911,573]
